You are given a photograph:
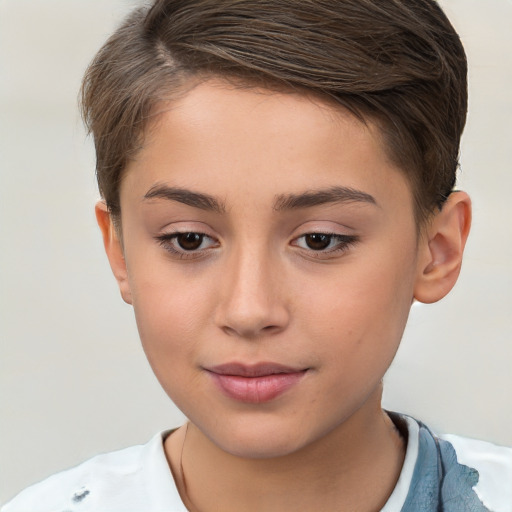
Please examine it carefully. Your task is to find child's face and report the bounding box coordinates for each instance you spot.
[111,79,425,457]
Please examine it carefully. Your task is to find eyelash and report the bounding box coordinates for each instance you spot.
[155,232,218,259]
[292,233,358,258]
[155,232,358,260]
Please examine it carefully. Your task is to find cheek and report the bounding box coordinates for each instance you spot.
[129,279,210,409]
[127,264,212,364]
[299,245,417,366]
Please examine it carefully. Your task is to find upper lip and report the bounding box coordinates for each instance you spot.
[205,362,308,377]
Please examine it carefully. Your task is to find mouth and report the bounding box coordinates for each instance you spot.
[204,362,309,403]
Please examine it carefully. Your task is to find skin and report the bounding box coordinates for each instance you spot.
[97,79,471,511]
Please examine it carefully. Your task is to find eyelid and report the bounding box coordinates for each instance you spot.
[291,232,359,258]
[155,230,220,259]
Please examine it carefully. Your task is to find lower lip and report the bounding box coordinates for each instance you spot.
[209,371,307,403]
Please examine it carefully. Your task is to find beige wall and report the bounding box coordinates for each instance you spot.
[1,0,511,503]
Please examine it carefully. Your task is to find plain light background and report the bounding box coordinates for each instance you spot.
[1,0,511,504]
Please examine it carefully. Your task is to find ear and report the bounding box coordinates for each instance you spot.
[95,201,132,305]
[414,191,472,304]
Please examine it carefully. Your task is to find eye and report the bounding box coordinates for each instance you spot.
[174,232,206,251]
[292,233,357,255]
[156,231,219,258]
[302,234,334,250]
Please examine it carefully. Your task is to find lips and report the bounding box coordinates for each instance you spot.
[205,363,308,403]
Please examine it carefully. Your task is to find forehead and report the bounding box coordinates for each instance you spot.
[121,79,414,217]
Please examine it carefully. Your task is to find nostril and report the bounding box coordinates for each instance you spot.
[222,326,237,337]
[221,322,284,339]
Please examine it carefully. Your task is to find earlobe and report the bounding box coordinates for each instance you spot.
[414,191,472,304]
[95,202,133,305]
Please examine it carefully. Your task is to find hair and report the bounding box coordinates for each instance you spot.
[81,0,468,224]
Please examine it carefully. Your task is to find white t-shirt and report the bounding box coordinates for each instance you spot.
[2,415,511,512]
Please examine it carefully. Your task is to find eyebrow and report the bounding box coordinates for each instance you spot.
[143,184,226,213]
[273,186,377,211]
[143,184,376,214]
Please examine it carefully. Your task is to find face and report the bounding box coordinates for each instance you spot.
[113,79,425,458]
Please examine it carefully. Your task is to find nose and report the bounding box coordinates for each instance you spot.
[214,246,290,339]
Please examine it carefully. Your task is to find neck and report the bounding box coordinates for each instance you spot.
[165,390,405,512]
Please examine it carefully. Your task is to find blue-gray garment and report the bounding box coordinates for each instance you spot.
[402,420,490,512]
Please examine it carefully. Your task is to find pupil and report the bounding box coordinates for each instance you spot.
[177,233,203,251]
[306,234,331,250]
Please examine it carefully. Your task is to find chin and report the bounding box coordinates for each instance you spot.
[200,415,319,460]
[219,435,305,460]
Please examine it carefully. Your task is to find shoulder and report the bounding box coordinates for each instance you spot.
[1,431,186,512]
[390,413,512,512]
[439,432,512,512]
[1,443,148,512]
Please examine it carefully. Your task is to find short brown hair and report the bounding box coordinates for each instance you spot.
[81,0,467,223]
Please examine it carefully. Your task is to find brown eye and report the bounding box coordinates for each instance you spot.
[176,232,204,251]
[304,233,332,250]
[292,232,358,257]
